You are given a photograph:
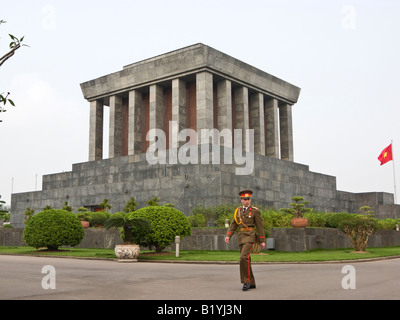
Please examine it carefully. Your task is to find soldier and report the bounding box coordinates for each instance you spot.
[225,190,266,291]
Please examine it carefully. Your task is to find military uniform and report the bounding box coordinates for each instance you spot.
[226,190,265,290]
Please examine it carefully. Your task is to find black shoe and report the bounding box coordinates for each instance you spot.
[242,283,250,291]
[250,284,256,289]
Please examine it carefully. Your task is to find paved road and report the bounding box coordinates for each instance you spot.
[0,255,399,300]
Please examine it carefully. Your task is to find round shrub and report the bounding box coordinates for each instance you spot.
[89,211,109,227]
[325,212,353,228]
[23,209,84,250]
[130,206,191,252]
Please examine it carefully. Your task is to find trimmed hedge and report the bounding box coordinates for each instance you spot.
[188,204,400,230]
[89,211,110,227]
[130,206,191,252]
[23,209,84,250]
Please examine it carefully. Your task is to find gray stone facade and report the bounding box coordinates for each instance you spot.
[10,145,400,228]
[10,43,400,227]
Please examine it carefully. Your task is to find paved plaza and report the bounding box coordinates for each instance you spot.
[1,255,399,300]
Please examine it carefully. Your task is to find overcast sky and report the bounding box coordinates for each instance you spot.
[1,0,399,208]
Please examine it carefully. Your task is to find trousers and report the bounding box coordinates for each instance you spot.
[239,242,255,285]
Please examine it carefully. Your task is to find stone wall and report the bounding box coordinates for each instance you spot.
[0,228,25,246]
[2,227,400,252]
[11,145,400,228]
[181,228,353,251]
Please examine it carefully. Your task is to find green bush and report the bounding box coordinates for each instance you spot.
[281,196,312,218]
[338,213,378,252]
[191,205,214,222]
[187,203,400,233]
[77,211,91,222]
[89,211,109,227]
[23,209,84,250]
[130,206,191,252]
[104,212,151,244]
[325,212,353,228]
[261,209,292,227]
[214,203,238,227]
[0,212,10,222]
[377,218,399,230]
[188,213,207,227]
[305,212,328,227]
[191,203,238,227]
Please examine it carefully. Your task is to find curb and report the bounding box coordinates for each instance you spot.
[138,255,400,265]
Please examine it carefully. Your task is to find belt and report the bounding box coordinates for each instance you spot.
[239,227,254,232]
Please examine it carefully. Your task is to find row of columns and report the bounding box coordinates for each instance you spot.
[88,71,293,162]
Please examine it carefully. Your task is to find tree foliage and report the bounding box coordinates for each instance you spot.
[23,209,84,250]
[0,196,10,222]
[24,207,35,224]
[338,206,378,252]
[131,206,191,252]
[99,198,112,212]
[146,197,159,206]
[281,196,313,218]
[104,212,151,244]
[123,197,138,213]
[0,20,27,69]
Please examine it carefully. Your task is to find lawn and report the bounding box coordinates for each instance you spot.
[0,246,116,259]
[1,246,400,262]
[140,247,400,262]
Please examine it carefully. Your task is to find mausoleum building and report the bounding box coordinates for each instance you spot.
[10,44,399,227]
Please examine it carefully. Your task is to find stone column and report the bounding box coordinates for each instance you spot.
[149,84,164,131]
[109,95,123,158]
[196,71,214,137]
[279,103,294,161]
[264,97,279,158]
[128,90,143,155]
[217,79,232,147]
[233,86,249,150]
[250,92,265,155]
[172,78,186,148]
[89,100,103,161]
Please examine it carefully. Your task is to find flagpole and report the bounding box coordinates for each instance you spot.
[392,140,397,204]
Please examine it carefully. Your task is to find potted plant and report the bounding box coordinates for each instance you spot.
[77,209,91,228]
[282,196,312,228]
[104,212,151,262]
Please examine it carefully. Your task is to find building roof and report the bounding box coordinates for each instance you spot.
[80,43,300,104]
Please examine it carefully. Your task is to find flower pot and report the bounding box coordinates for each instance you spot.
[291,217,308,228]
[81,221,90,228]
[114,244,140,262]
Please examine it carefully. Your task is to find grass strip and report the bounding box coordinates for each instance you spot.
[1,246,400,262]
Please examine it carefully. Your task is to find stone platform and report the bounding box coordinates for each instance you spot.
[10,145,400,228]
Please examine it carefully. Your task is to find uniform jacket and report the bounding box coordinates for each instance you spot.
[226,206,266,244]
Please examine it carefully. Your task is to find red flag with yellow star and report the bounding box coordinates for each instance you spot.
[378,143,393,166]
